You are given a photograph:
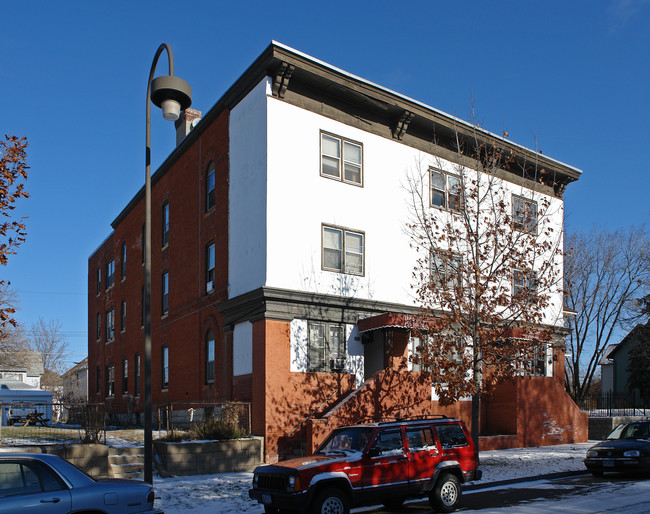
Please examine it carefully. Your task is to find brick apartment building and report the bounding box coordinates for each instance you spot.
[88,42,587,462]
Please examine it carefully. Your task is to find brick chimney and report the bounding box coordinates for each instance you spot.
[174,108,202,146]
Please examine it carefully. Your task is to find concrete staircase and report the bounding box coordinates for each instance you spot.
[108,447,145,479]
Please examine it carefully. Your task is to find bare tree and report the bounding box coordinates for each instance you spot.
[0,135,29,328]
[0,322,29,364]
[405,124,567,446]
[0,286,25,353]
[564,226,650,401]
[29,317,69,378]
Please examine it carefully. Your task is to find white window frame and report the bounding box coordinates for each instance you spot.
[307,321,346,372]
[320,132,363,186]
[322,225,365,276]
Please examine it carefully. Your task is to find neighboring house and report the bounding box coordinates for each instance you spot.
[0,350,44,389]
[62,357,89,402]
[0,351,53,426]
[88,42,586,462]
[600,322,650,399]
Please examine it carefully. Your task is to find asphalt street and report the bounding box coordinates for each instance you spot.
[352,473,650,513]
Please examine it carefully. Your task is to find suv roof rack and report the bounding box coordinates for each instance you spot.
[353,415,450,425]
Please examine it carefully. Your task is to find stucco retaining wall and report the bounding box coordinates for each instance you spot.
[588,416,650,440]
[1,444,109,477]
[154,437,263,475]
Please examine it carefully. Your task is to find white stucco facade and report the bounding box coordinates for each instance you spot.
[233,321,253,377]
[228,77,566,327]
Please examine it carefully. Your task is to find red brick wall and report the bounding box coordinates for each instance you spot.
[87,110,231,414]
[251,319,356,462]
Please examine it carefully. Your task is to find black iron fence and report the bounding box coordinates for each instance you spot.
[578,392,650,417]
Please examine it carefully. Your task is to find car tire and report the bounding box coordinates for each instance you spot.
[382,497,406,511]
[430,473,461,513]
[311,487,349,514]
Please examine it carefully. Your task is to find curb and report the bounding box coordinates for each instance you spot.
[463,469,590,491]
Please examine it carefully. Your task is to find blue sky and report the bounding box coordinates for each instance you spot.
[1,1,649,369]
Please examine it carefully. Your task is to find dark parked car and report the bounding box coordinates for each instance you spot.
[584,420,650,476]
[250,416,481,514]
[0,453,163,513]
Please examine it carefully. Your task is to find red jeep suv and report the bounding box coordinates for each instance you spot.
[249,416,481,513]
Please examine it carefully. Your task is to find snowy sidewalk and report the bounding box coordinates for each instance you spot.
[153,442,594,514]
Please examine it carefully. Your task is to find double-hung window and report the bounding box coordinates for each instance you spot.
[106,259,115,289]
[162,201,170,246]
[161,345,169,389]
[513,269,537,297]
[320,132,363,186]
[96,268,101,294]
[120,300,126,332]
[430,251,463,290]
[96,313,101,341]
[205,330,215,383]
[308,321,346,372]
[430,168,462,211]
[121,243,127,279]
[206,242,215,293]
[322,225,364,276]
[106,365,115,397]
[134,354,141,396]
[512,195,538,233]
[206,164,215,211]
[161,272,169,316]
[106,309,115,342]
[122,359,128,394]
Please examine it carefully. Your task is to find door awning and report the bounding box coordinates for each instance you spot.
[357,312,429,333]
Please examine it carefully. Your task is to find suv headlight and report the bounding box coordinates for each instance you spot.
[253,474,259,487]
[587,450,597,458]
[287,475,301,492]
[624,450,640,457]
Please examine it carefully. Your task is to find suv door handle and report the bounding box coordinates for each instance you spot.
[40,498,61,504]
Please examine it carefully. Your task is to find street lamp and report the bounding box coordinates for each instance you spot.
[144,43,191,484]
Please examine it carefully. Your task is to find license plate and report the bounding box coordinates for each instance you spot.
[603,459,615,467]
[262,493,272,504]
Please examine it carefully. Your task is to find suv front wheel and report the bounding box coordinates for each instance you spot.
[311,487,349,514]
[430,473,461,513]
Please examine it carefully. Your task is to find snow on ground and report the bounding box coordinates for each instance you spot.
[152,442,595,514]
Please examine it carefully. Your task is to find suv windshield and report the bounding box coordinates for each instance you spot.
[607,422,650,440]
[315,427,374,454]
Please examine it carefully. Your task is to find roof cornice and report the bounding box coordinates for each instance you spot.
[112,42,581,229]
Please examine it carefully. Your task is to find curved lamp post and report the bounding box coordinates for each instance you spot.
[144,43,191,484]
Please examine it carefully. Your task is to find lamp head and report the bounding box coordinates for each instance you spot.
[151,75,192,121]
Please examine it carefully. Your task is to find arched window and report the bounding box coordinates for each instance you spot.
[205,330,215,383]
